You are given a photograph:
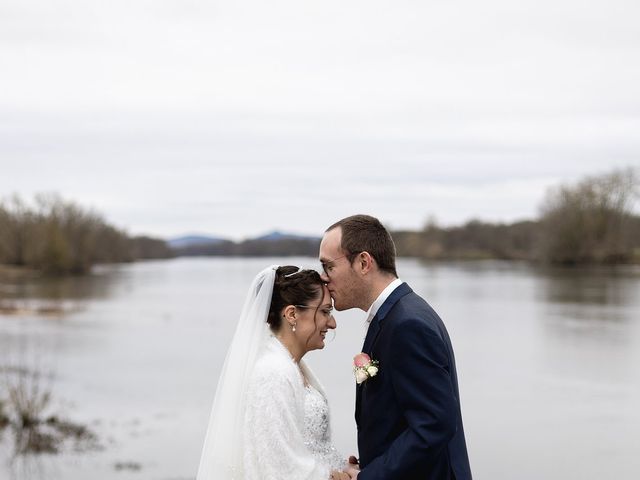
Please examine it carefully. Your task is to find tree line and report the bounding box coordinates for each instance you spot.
[177,168,640,265]
[396,168,639,264]
[174,237,321,257]
[1,167,638,275]
[0,194,172,275]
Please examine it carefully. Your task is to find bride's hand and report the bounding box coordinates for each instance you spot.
[330,470,350,480]
[344,464,359,479]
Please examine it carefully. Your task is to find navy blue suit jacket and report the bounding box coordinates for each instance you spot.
[356,283,472,480]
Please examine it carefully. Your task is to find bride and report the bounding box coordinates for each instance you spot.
[196,265,355,480]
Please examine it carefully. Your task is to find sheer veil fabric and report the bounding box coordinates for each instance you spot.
[196,265,277,480]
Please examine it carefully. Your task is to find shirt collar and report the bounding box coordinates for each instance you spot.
[365,278,403,323]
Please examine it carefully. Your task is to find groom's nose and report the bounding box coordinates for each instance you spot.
[320,272,330,283]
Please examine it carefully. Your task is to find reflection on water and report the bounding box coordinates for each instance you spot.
[0,265,126,301]
[0,265,128,319]
[0,258,639,480]
[537,265,640,307]
[535,266,640,352]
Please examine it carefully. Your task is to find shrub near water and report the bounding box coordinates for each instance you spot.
[1,367,99,455]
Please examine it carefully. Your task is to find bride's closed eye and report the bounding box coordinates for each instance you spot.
[320,306,334,317]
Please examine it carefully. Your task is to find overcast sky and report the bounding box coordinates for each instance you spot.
[1,0,639,239]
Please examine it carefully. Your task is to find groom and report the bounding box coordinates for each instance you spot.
[319,215,472,480]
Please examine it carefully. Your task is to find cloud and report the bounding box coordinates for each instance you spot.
[0,0,639,237]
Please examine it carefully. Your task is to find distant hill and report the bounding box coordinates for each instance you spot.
[254,231,321,242]
[168,235,227,249]
[169,230,321,257]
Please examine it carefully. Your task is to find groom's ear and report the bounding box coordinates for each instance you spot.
[356,251,375,275]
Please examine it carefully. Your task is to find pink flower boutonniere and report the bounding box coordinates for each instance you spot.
[353,353,379,385]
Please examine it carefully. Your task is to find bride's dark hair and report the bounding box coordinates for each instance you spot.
[267,265,324,332]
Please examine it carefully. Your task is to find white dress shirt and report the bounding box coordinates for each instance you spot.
[364,278,403,333]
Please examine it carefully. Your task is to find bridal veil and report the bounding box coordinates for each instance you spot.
[196,265,277,480]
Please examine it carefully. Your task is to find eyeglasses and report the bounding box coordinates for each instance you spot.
[319,253,358,276]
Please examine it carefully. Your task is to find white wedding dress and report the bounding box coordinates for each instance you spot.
[244,336,344,480]
[196,266,344,480]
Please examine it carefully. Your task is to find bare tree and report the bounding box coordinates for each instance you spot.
[0,194,139,274]
[0,195,35,266]
[538,167,640,264]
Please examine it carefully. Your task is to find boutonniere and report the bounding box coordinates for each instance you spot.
[353,353,379,384]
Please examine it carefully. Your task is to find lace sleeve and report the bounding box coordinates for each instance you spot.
[243,361,331,480]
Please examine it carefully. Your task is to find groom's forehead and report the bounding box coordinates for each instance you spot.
[320,228,342,256]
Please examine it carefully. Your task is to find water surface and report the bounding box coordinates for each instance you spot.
[1,258,639,479]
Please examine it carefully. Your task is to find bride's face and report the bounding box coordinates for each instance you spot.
[296,286,336,352]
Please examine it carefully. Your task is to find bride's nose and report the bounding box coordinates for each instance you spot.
[327,315,337,329]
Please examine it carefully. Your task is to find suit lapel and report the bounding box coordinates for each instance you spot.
[356,312,381,426]
[356,283,413,426]
[362,313,381,354]
[361,282,412,354]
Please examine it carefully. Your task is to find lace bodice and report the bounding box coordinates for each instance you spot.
[243,337,344,480]
[303,385,344,471]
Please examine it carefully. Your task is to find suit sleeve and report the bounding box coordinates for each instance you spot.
[359,318,458,480]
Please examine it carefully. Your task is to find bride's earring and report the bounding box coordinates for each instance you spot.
[291,322,296,333]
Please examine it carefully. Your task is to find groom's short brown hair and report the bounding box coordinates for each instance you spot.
[326,214,398,278]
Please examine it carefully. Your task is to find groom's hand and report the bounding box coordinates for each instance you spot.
[344,456,360,479]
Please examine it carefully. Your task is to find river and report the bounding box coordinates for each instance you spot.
[1,257,639,479]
